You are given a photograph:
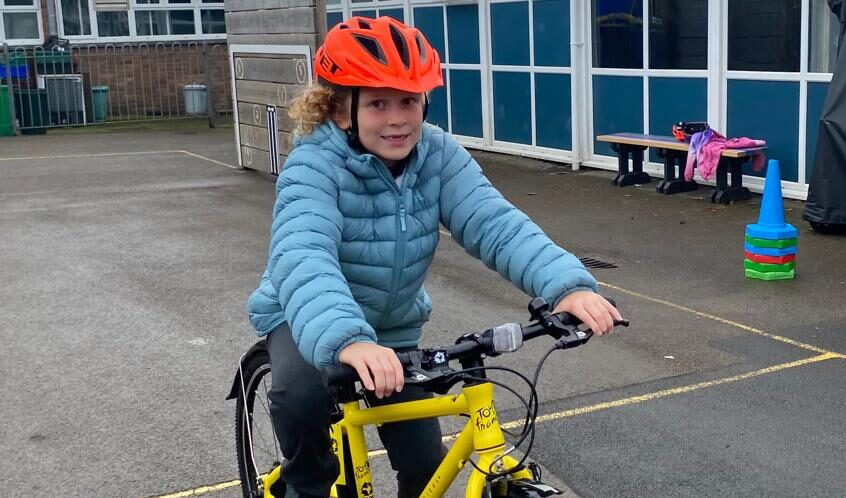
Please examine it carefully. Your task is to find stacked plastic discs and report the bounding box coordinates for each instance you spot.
[745,160,797,280]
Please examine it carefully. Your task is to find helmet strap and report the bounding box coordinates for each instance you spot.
[347,87,362,149]
[423,93,429,121]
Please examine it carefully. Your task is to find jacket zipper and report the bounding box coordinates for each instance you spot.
[373,158,409,328]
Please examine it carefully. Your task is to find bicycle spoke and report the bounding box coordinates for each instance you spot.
[260,377,282,460]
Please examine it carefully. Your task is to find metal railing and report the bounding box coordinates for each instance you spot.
[1,41,232,134]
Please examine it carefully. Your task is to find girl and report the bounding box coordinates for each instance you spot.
[247,16,621,498]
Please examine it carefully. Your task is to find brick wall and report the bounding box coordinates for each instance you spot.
[70,43,232,120]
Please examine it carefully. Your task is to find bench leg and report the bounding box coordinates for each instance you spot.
[711,157,752,204]
[613,144,651,187]
[656,149,698,195]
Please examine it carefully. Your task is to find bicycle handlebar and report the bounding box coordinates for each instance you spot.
[322,297,626,388]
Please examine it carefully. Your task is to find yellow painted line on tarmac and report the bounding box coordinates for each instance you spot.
[150,479,241,498]
[153,354,843,498]
[598,281,841,356]
[0,150,185,161]
[502,352,842,429]
[180,150,241,170]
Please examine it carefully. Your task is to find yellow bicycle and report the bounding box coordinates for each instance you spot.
[228,297,626,498]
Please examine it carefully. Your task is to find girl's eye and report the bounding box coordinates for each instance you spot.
[368,100,385,109]
[403,97,420,106]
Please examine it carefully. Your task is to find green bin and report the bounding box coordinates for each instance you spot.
[0,85,13,136]
[14,89,49,135]
[92,85,110,122]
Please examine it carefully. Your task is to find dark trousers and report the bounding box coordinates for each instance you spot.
[267,324,447,498]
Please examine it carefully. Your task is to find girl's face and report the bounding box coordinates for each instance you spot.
[336,87,424,168]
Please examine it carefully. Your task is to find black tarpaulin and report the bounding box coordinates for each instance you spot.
[804,0,846,227]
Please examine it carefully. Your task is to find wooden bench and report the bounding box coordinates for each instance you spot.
[596,133,767,204]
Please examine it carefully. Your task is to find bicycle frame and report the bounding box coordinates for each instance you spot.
[263,381,532,498]
[339,381,531,498]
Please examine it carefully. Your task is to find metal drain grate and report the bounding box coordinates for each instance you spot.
[579,257,618,269]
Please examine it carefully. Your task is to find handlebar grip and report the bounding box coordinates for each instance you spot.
[322,364,359,386]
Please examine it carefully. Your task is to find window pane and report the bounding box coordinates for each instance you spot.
[3,12,39,39]
[97,11,130,37]
[135,0,160,4]
[169,9,195,34]
[201,9,224,34]
[809,0,839,73]
[168,0,191,3]
[728,0,800,72]
[648,0,707,69]
[592,0,643,69]
[136,10,168,35]
[201,0,224,3]
[61,0,92,36]
[5,0,36,6]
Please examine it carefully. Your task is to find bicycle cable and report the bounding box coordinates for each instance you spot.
[448,365,539,478]
[451,337,569,479]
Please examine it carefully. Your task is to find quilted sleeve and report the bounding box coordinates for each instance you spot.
[437,135,597,304]
[267,150,377,367]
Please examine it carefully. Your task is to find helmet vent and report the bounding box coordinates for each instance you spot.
[358,19,372,30]
[415,33,427,63]
[339,24,349,30]
[389,24,410,69]
[353,34,388,65]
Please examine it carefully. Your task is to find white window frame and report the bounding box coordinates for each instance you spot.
[56,0,226,43]
[0,0,45,46]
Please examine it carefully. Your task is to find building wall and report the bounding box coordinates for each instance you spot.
[68,43,232,120]
[225,0,326,172]
[323,0,838,200]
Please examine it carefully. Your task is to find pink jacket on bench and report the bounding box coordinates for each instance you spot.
[684,130,766,181]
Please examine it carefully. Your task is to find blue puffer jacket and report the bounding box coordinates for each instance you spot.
[248,120,597,367]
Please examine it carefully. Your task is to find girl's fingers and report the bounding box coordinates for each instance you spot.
[377,355,395,397]
[603,297,623,320]
[576,306,600,335]
[367,357,386,398]
[353,361,374,392]
[587,301,612,335]
[389,352,404,392]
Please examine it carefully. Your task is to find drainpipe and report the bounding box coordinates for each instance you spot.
[45,0,60,45]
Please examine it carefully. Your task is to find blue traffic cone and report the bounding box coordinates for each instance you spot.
[746,160,798,240]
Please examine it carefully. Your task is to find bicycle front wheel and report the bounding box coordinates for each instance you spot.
[234,345,282,498]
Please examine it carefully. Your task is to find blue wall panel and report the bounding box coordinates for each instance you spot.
[491,2,530,66]
[447,4,480,64]
[727,80,799,183]
[535,73,572,150]
[380,8,404,22]
[351,9,376,18]
[533,0,570,67]
[593,75,643,156]
[427,69,449,131]
[450,70,483,138]
[493,71,531,144]
[326,11,343,29]
[806,82,829,183]
[648,77,707,162]
[412,6,446,60]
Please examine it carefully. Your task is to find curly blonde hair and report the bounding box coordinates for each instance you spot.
[288,84,350,136]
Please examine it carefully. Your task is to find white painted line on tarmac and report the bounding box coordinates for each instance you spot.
[180,150,241,170]
[0,150,184,161]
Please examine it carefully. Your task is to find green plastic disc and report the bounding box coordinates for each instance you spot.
[744,235,798,248]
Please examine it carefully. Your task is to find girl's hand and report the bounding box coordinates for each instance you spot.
[338,342,405,398]
[552,291,622,336]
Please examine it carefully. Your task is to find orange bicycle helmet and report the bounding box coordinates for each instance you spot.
[315,16,443,93]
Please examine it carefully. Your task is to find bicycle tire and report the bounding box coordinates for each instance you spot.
[234,347,279,498]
